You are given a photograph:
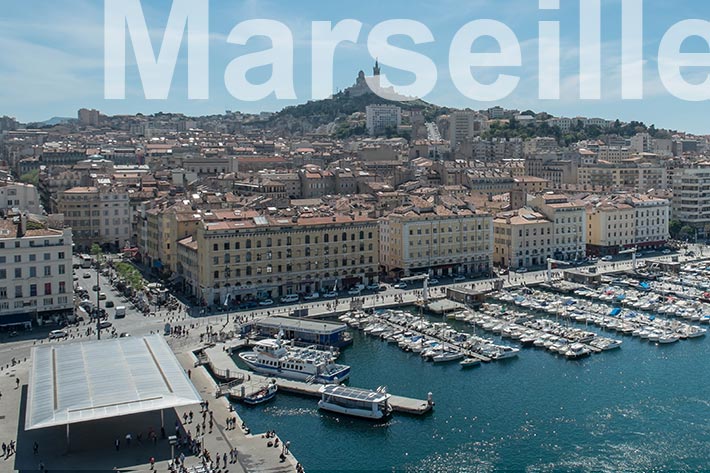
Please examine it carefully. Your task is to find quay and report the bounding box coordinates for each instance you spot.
[202,344,434,416]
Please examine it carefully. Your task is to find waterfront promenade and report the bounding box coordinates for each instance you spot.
[0,330,299,473]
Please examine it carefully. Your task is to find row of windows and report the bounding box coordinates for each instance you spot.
[213,257,375,279]
[215,244,375,264]
[0,282,66,298]
[211,232,375,252]
[0,240,65,249]
[0,253,65,263]
[0,265,66,279]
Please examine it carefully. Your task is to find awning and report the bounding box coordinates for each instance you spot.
[0,312,33,327]
[26,334,201,431]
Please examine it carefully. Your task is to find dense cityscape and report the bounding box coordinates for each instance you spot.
[1,62,710,472]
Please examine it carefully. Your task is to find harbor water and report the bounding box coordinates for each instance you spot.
[233,312,710,472]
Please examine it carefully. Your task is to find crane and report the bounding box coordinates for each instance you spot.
[546,258,571,283]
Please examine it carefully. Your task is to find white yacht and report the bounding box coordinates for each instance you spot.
[318,385,392,420]
[239,339,350,384]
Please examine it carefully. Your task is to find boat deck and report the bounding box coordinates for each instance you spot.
[204,345,433,415]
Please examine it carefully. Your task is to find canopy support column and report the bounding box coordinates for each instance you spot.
[66,423,70,452]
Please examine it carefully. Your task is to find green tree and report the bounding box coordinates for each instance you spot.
[669,219,683,239]
[20,169,39,186]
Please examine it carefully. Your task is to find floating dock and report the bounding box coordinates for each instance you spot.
[202,345,434,415]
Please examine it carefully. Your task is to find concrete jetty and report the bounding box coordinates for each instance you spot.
[203,345,434,415]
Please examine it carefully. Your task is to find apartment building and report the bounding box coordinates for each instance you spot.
[449,110,488,149]
[672,164,710,235]
[177,213,379,306]
[529,193,586,261]
[57,186,131,251]
[0,215,73,328]
[379,197,493,278]
[584,199,633,256]
[366,105,401,136]
[493,209,554,270]
[578,161,668,192]
[0,182,42,214]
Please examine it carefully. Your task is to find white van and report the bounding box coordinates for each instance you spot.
[280,294,299,304]
[115,306,126,318]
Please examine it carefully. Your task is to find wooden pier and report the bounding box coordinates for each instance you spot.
[203,345,434,415]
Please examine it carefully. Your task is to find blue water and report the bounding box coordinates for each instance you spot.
[234,314,710,472]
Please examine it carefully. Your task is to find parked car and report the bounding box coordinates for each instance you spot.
[303,292,320,300]
[323,291,338,298]
[378,285,387,292]
[280,294,300,304]
[83,273,91,279]
[48,329,68,340]
[393,282,408,289]
[601,256,613,261]
[662,249,672,254]
[92,285,101,292]
[453,276,466,282]
[104,300,114,308]
[365,283,380,290]
[258,299,274,306]
[240,301,258,309]
[99,321,112,329]
[98,292,107,300]
[347,288,362,296]
[428,278,440,285]
[515,267,529,273]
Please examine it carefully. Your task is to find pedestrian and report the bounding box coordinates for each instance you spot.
[2,442,6,457]
[115,439,120,451]
[126,433,132,446]
[33,441,39,454]
[223,452,228,465]
[15,377,19,389]
[187,369,191,379]
[150,456,155,470]
[183,412,188,424]
[189,411,194,423]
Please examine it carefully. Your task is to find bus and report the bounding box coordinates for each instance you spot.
[80,255,92,268]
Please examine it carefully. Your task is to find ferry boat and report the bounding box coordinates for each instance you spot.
[317,385,392,420]
[239,338,351,384]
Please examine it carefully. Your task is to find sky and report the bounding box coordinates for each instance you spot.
[1,0,709,134]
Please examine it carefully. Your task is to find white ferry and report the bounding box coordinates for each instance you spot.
[239,339,350,384]
[318,385,392,420]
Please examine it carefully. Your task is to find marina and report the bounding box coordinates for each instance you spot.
[203,343,434,416]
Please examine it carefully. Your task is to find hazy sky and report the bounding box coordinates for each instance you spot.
[1,0,709,134]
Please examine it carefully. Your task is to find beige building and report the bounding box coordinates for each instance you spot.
[0,215,73,327]
[379,198,493,278]
[529,193,586,261]
[177,213,379,306]
[585,200,636,255]
[141,203,202,275]
[493,209,554,270]
[57,186,131,251]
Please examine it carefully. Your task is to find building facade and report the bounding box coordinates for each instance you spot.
[529,193,587,261]
[0,216,73,327]
[57,186,131,251]
[366,105,401,136]
[177,213,380,306]
[493,209,554,270]
[379,200,493,278]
